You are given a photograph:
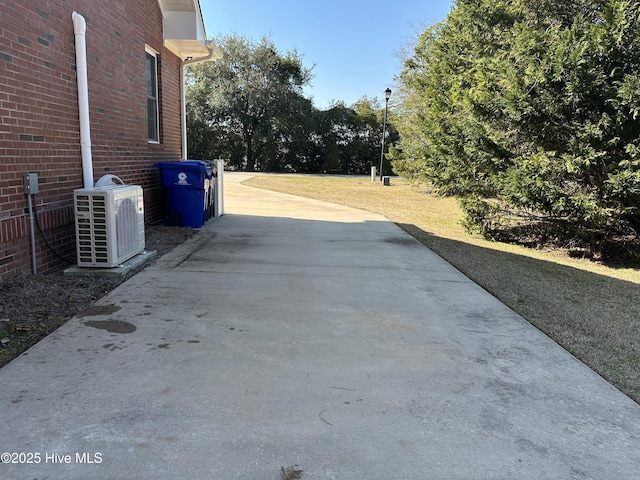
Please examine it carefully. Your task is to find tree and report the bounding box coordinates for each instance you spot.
[393,0,640,252]
[267,94,318,172]
[186,34,395,176]
[186,34,313,171]
[313,98,398,175]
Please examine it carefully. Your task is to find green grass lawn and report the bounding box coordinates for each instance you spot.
[244,174,640,403]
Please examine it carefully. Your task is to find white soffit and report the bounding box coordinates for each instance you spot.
[157,0,209,59]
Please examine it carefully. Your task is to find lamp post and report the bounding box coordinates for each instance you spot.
[379,88,392,181]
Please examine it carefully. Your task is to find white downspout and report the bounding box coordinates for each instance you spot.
[180,41,221,160]
[72,12,94,189]
[180,64,187,161]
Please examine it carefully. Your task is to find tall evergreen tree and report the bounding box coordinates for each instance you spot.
[393,0,640,248]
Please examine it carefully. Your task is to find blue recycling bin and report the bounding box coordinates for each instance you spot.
[155,161,213,228]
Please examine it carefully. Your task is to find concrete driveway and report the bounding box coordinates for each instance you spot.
[1,173,639,479]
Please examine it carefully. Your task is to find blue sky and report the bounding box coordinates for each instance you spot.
[200,1,454,110]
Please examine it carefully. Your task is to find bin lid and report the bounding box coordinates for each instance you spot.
[155,161,212,177]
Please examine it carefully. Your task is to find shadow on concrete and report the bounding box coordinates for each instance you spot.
[396,222,640,404]
[2,204,640,479]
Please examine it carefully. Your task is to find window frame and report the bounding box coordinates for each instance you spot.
[145,46,160,144]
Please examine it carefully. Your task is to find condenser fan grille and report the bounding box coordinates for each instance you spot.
[116,197,137,257]
[74,185,145,267]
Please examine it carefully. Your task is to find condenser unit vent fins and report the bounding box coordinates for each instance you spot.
[73,185,145,268]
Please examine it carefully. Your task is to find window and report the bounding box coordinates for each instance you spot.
[146,50,159,143]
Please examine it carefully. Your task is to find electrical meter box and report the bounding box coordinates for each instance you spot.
[23,173,39,194]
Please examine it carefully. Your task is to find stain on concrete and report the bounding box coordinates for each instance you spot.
[82,320,136,334]
[77,305,121,318]
[516,436,549,456]
[171,234,216,268]
[226,326,248,332]
[186,340,200,344]
[384,236,418,246]
[157,343,170,349]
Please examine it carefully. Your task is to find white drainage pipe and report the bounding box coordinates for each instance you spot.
[72,12,94,189]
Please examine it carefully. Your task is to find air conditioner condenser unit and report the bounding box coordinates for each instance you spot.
[74,185,145,268]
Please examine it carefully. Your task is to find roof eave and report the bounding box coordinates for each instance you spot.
[157,0,212,60]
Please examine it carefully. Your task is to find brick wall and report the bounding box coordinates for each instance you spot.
[0,0,184,281]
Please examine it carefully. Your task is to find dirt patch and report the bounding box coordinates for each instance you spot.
[0,225,196,367]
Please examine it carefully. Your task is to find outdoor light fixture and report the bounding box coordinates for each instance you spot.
[379,88,392,181]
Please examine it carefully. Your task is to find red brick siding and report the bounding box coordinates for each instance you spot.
[0,0,184,281]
